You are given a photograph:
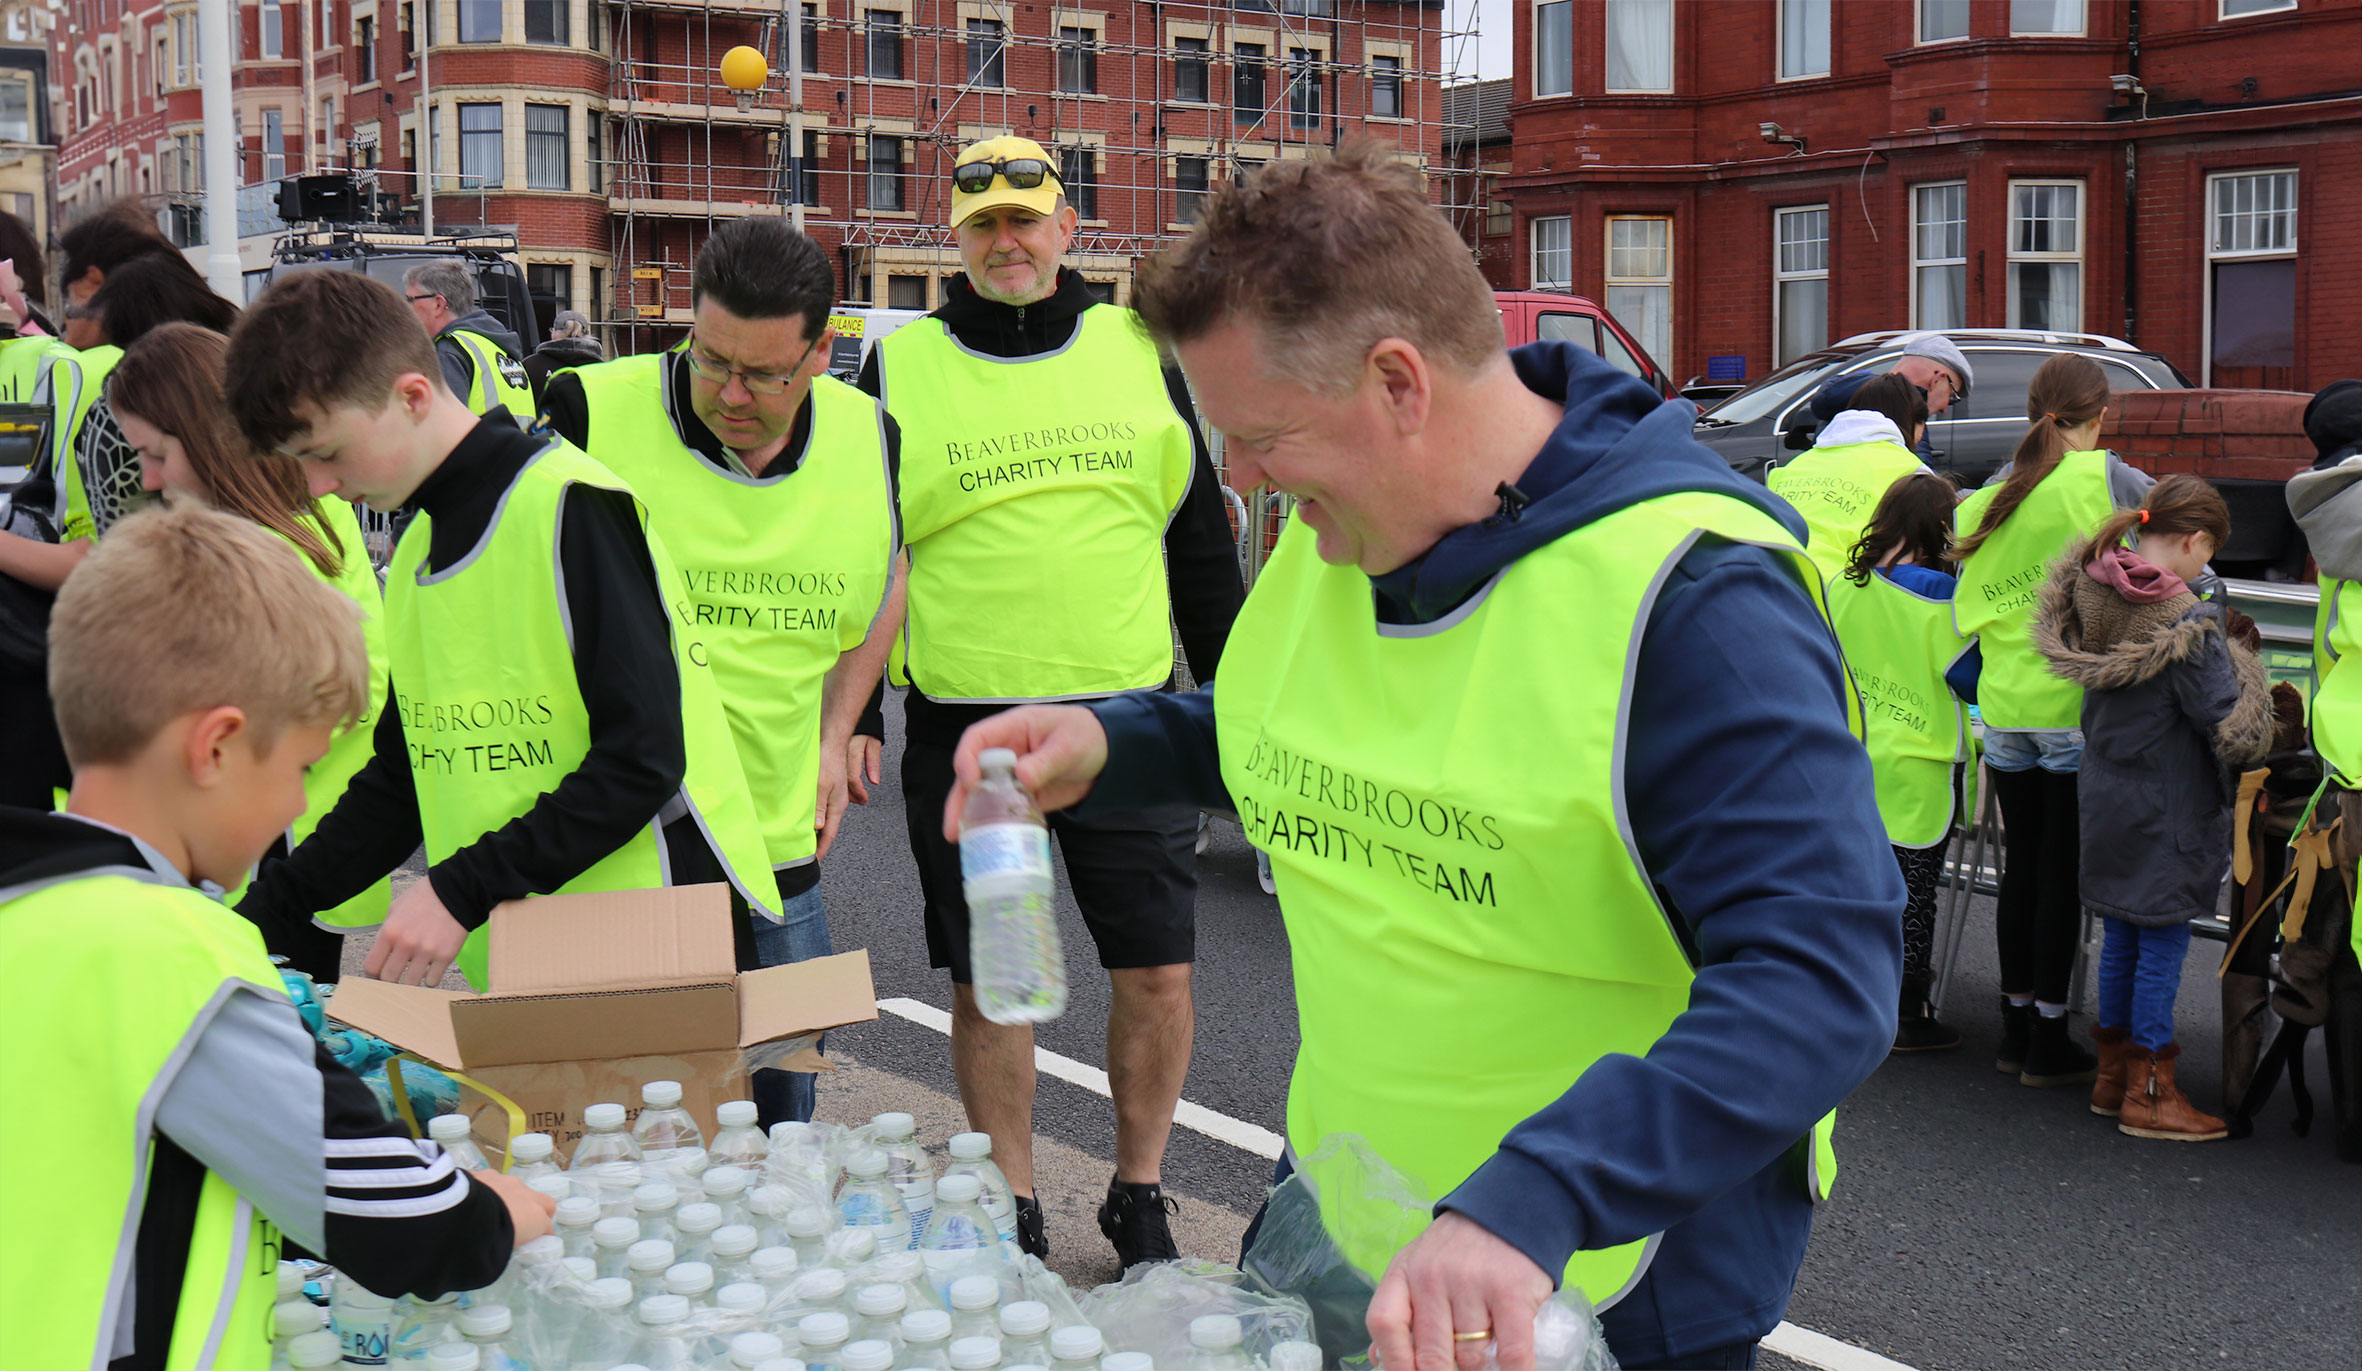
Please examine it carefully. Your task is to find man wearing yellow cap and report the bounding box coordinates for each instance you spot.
[855,135,1244,1267]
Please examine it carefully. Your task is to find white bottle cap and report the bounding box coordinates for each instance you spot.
[1007,1364,1051,1371]
[663,1261,715,1296]
[664,1147,711,1178]
[794,1268,848,1300]
[561,1257,598,1282]
[527,1175,572,1201]
[769,1121,812,1148]
[750,1246,799,1279]
[626,1239,678,1272]
[754,1361,808,1371]
[643,1080,685,1108]
[1000,1301,1050,1336]
[948,1132,994,1160]
[1051,1327,1105,1362]
[872,1252,923,1284]
[633,1182,680,1211]
[949,1276,1001,1311]
[509,1131,555,1162]
[1268,1342,1322,1371]
[517,1235,565,1265]
[1189,1317,1243,1350]
[638,1294,691,1326]
[276,1263,304,1300]
[826,1228,877,1263]
[902,1309,954,1343]
[704,1164,751,1195]
[797,1312,851,1346]
[427,1114,472,1143]
[1101,1355,1154,1371]
[556,1196,601,1227]
[593,1217,641,1248]
[842,1339,898,1371]
[583,1277,637,1311]
[871,1111,917,1140]
[949,1335,1005,1371]
[335,1285,393,1312]
[979,747,1018,770]
[285,1330,345,1369]
[855,1282,908,1317]
[936,1174,983,1204]
[676,1202,725,1234]
[272,1300,320,1337]
[459,1303,513,1337]
[595,1162,643,1188]
[732,1332,788,1365]
[717,1282,769,1315]
[711,1224,761,1258]
[845,1148,890,1178]
[584,1102,627,1130]
[427,1343,482,1371]
[717,1100,761,1128]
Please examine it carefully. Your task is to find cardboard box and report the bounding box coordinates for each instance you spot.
[327,884,877,1159]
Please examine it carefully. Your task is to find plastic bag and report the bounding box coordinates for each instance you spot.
[1078,1259,1315,1368]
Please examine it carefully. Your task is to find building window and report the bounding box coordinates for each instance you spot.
[1059,145,1096,219]
[1058,27,1097,94]
[866,133,902,209]
[320,95,336,158]
[525,103,568,190]
[457,0,499,42]
[1174,36,1209,103]
[784,128,819,204]
[2220,0,2294,15]
[357,15,376,80]
[1287,48,1321,127]
[1604,0,1671,93]
[1534,0,1570,96]
[1484,198,1512,236]
[400,2,416,69]
[2007,180,2081,332]
[1175,155,1208,224]
[1773,206,1828,365]
[967,19,1004,86]
[1371,54,1402,117]
[589,266,604,319]
[1778,0,1828,79]
[801,4,820,71]
[1605,214,1672,369]
[586,116,601,192]
[1233,42,1266,125]
[172,12,191,83]
[2206,168,2298,388]
[1918,0,1969,42]
[865,11,902,78]
[1530,214,1570,290]
[458,102,501,187]
[2009,0,2084,34]
[0,76,29,142]
[528,262,571,318]
[888,275,927,310]
[526,0,567,44]
[262,2,283,56]
[262,108,286,179]
[1911,181,1966,329]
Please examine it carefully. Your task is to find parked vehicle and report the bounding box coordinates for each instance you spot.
[267,228,537,340]
[1694,329,2192,485]
[1495,291,1676,399]
[823,307,927,382]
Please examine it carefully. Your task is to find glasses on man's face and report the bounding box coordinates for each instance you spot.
[404,293,438,305]
[683,330,823,397]
[952,156,1060,195]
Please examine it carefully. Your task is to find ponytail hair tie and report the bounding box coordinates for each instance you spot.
[2044,412,2061,423]
[2137,509,2150,524]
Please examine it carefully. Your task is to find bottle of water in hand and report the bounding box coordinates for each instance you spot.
[960,748,1066,1024]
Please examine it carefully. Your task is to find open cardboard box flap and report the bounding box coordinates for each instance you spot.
[485,884,737,995]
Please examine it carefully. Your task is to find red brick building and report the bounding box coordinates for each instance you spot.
[1497,0,2362,391]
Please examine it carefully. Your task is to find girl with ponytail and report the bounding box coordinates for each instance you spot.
[1953,352,2154,1090]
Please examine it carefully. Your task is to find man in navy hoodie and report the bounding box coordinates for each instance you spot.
[942,144,1901,1371]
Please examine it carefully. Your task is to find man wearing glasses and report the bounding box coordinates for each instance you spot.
[541,217,901,1128]
[854,135,1244,1267]
[402,261,536,426]
[1806,332,1973,461]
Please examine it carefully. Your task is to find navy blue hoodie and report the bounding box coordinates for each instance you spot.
[1084,342,1902,1365]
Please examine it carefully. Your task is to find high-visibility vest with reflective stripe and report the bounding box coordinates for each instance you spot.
[2312,578,2362,786]
[1827,568,1969,847]
[444,327,535,426]
[0,333,58,402]
[383,439,779,987]
[1954,450,2113,731]
[877,304,1194,702]
[300,500,395,927]
[0,868,285,1371]
[1767,439,1928,584]
[1213,491,1843,1307]
[37,343,122,543]
[570,353,897,869]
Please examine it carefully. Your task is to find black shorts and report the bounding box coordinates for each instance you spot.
[901,736,1198,983]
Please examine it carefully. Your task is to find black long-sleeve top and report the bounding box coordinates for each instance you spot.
[239,416,697,934]
[855,268,1243,746]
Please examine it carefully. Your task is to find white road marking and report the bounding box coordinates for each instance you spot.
[876,996,1920,1371]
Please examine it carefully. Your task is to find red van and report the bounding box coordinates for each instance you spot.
[1494,291,1676,399]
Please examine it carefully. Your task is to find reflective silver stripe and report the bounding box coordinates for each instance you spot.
[189,1196,254,1368]
[1805,1135,1829,1204]
[413,439,565,586]
[939,308,1094,365]
[1375,571,1503,640]
[678,790,782,924]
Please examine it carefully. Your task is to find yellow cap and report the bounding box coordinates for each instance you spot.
[951,135,1064,228]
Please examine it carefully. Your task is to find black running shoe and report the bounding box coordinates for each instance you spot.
[1098,1177,1181,1268]
[1013,1193,1049,1260]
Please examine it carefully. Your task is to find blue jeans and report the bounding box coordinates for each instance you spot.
[2097,918,2193,1051]
[750,883,831,1127]
[1983,727,2084,774]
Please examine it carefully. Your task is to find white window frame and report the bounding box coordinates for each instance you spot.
[261,1,283,58]
[1604,213,1673,370]
[1777,0,1829,82]
[1603,0,1672,95]
[1773,204,1829,366]
[2220,0,2296,17]
[1532,0,1571,99]
[2202,167,2299,387]
[1916,0,1970,44]
[262,107,285,179]
[2008,0,2086,36]
[2006,178,2084,332]
[1909,180,1967,330]
[1529,214,1571,291]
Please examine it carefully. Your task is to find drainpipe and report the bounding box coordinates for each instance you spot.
[2122,0,2141,345]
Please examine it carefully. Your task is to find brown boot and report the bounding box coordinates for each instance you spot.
[2119,1042,2229,1142]
[2090,1025,2132,1117]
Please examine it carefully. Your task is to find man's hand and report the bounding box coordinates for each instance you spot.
[470,1167,557,1246]
[363,879,469,987]
[847,733,884,805]
[815,731,852,860]
[1368,1212,1553,1371]
[941,705,1108,841]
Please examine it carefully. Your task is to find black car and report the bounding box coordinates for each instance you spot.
[1692,330,2193,486]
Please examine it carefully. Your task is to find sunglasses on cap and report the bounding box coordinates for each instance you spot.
[953,156,1062,195]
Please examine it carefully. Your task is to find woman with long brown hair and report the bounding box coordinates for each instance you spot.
[107,322,391,979]
[1953,352,2154,1089]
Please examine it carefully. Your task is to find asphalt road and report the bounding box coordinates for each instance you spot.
[809,694,2362,1371]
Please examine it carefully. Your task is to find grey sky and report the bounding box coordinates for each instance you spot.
[1457,0,1512,83]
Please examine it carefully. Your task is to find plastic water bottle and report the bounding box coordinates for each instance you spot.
[663,1260,716,1306]
[634,1182,684,1247]
[899,1309,955,1371]
[843,1339,898,1371]
[1101,1354,1154,1371]
[941,1134,1017,1249]
[570,1278,640,1368]
[1184,1318,1250,1371]
[388,1292,463,1362]
[1267,1342,1321,1371]
[752,1246,801,1301]
[285,1329,345,1369]
[959,748,1066,1024]
[919,1175,1002,1299]
[799,1312,853,1371]
[457,1305,524,1371]
[704,1165,757,1231]
[593,1217,644,1278]
[732,1333,791,1370]
[792,1268,852,1320]
[333,1282,396,1367]
[711,1225,763,1287]
[651,1147,711,1200]
[271,1298,323,1368]
[629,1294,698,1371]
[712,1100,771,1169]
[573,1103,645,1171]
[627,1239,680,1300]
[947,1335,1003,1371]
[998,1302,1051,1369]
[1047,1327,1103,1371]
[715,1280,769,1327]
[749,1183,797,1246]
[426,1114,490,1171]
[674,1202,725,1264]
[633,1081,706,1165]
[945,1278,1001,1343]
[869,1114,935,1247]
[785,1205,836,1267]
[526,1173,574,1207]
[592,1162,647,1221]
[823,1226,878,1269]
[866,1252,938,1318]
[853,1283,910,1346]
[508,1132,563,1183]
[754,1361,810,1371]
[425,1341,480,1371]
[837,1150,913,1253]
[482,1234,563,1312]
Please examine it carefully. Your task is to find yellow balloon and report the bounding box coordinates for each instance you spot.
[720,45,769,92]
